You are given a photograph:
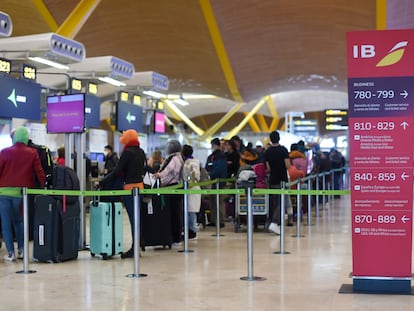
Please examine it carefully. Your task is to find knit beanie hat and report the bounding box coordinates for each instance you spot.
[12,126,29,145]
[119,129,139,146]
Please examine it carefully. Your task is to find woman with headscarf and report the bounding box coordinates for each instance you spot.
[154,140,184,245]
[98,129,146,258]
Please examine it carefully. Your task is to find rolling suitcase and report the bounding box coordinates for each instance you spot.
[33,195,80,263]
[140,195,172,251]
[89,201,123,259]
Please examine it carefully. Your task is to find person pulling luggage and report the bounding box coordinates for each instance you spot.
[96,129,146,259]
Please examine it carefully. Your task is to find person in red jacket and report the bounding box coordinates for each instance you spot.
[0,127,45,262]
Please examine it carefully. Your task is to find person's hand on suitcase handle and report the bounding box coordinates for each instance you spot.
[94,181,101,190]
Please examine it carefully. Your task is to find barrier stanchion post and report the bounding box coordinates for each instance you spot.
[331,170,335,202]
[305,177,313,226]
[274,183,290,255]
[315,174,320,217]
[322,173,326,208]
[241,186,266,281]
[212,180,223,237]
[179,180,193,253]
[292,179,305,238]
[126,187,147,278]
[17,187,36,275]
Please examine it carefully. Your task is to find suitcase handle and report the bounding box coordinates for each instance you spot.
[107,205,111,226]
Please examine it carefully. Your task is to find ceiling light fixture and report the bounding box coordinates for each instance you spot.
[143,90,166,99]
[173,95,189,106]
[98,76,126,87]
[28,56,69,70]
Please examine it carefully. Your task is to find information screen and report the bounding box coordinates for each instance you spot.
[154,111,165,133]
[47,94,85,133]
[85,94,101,129]
[116,101,143,132]
[0,75,41,120]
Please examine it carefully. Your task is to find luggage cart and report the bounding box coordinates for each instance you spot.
[234,192,269,232]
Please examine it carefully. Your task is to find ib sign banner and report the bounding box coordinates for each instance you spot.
[0,75,41,120]
[347,29,414,294]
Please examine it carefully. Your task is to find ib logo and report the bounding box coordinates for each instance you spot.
[353,41,408,67]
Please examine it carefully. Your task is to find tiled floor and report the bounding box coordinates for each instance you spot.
[1,195,413,310]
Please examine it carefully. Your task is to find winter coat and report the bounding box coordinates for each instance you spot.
[182,157,201,213]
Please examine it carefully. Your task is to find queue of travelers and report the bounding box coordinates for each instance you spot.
[0,126,345,262]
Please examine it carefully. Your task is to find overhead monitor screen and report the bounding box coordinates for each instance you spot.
[47,93,85,133]
[85,94,101,128]
[116,101,143,132]
[0,75,41,120]
[154,111,165,133]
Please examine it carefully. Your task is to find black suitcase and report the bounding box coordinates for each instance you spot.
[33,195,80,263]
[140,195,172,251]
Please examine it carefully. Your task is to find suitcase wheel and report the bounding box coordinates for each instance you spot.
[102,254,108,260]
[141,246,146,252]
[91,252,95,257]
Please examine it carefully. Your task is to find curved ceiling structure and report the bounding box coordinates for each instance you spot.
[1,0,413,133]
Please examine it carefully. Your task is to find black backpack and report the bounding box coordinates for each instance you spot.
[52,165,80,204]
[28,141,54,187]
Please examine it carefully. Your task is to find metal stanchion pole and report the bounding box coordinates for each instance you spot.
[212,180,223,237]
[306,177,313,226]
[274,183,290,255]
[17,188,36,274]
[322,173,326,208]
[241,187,265,281]
[126,188,147,278]
[315,174,320,217]
[292,179,305,238]
[331,170,335,202]
[179,180,193,253]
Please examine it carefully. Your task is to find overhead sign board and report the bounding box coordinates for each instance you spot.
[324,109,348,131]
[0,75,41,120]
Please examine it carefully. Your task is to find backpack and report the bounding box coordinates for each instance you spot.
[28,141,54,187]
[52,165,80,204]
[252,162,267,188]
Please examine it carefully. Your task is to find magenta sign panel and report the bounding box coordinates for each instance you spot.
[347,29,414,293]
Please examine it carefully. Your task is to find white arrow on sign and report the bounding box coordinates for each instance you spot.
[400,121,409,130]
[401,215,410,223]
[400,90,409,98]
[401,172,409,180]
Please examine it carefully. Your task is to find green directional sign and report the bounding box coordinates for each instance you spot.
[116,101,142,131]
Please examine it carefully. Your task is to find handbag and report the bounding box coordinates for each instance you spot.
[141,172,156,203]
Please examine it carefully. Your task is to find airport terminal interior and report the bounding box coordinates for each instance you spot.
[1,0,414,310]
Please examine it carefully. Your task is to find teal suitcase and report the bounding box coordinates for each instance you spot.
[89,201,123,259]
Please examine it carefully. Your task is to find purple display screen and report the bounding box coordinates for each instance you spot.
[154,111,165,133]
[47,94,85,133]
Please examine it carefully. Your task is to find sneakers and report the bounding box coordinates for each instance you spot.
[17,249,23,260]
[189,230,197,240]
[3,252,16,262]
[268,222,281,235]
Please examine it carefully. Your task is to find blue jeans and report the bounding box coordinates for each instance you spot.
[188,212,197,233]
[0,195,23,253]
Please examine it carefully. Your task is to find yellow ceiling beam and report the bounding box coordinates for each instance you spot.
[244,113,261,132]
[32,0,59,31]
[376,0,387,30]
[198,116,209,130]
[164,116,177,134]
[199,103,243,141]
[224,97,267,139]
[164,101,205,136]
[266,95,280,131]
[199,0,243,103]
[165,103,182,121]
[256,114,269,132]
[266,95,279,119]
[56,0,102,38]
